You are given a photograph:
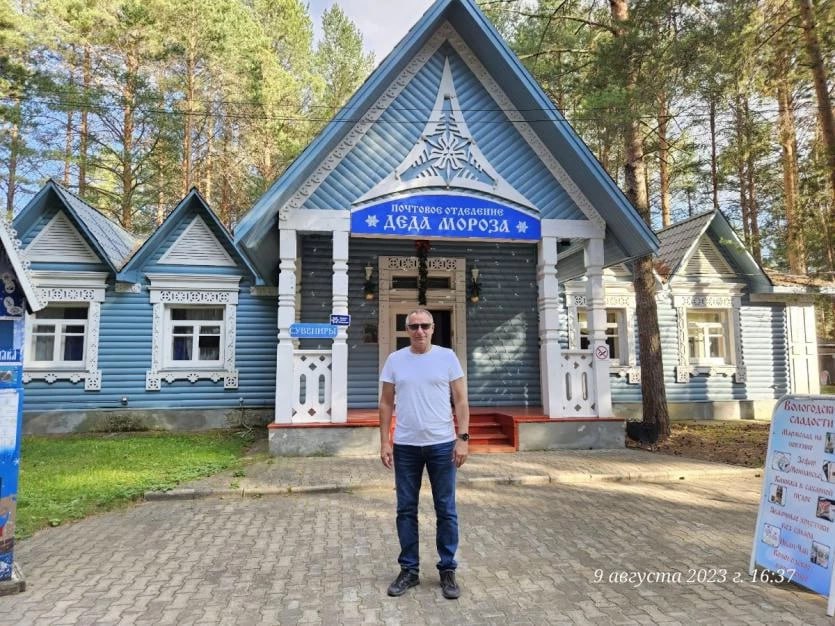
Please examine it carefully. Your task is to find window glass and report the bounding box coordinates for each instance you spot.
[687,309,729,363]
[29,305,88,364]
[578,309,622,361]
[168,307,223,364]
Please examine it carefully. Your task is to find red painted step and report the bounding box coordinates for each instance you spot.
[464,413,515,452]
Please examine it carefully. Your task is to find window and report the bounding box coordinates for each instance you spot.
[673,293,745,383]
[23,270,106,391]
[168,307,223,366]
[578,309,624,363]
[145,273,240,390]
[687,309,730,365]
[30,305,87,364]
[563,282,639,383]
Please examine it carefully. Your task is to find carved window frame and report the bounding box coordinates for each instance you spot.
[565,288,640,384]
[145,274,241,390]
[672,290,746,383]
[23,271,106,391]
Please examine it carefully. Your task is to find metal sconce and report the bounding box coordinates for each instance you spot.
[469,267,481,303]
[363,263,376,300]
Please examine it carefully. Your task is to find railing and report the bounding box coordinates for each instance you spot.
[293,350,332,422]
[560,350,596,416]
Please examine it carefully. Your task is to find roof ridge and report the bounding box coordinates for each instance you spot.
[654,209,714,235]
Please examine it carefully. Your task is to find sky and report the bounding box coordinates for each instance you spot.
[308,0,435,61]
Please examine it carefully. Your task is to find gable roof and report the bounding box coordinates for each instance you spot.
[118,188,262,284]
[234,0,658,281]
[655,209,772,291]
[654,211,715,280]
[14,180,139,272]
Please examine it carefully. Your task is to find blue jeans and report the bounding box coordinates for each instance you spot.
[393,440,458,573]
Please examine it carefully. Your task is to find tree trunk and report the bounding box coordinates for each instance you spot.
[78,44,93,198]
[776,72,806,274]
[798,0,835,258]
[182,48,195,195]
[734,93,751,244]
[709,95,719,212]
[5,114,20,221]
[63,109,73,186]
[610,0,670,442]
[743,97,762,264]
[79,46,91,196]
[204,131,213,204]
[658,91,671,227]
[121,53,137,230]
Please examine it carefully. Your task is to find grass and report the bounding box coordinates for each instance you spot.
[15,430,252,539]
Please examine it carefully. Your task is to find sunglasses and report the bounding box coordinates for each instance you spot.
[406,323,433,331]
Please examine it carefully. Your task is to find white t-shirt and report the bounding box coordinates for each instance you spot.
[380,344,465,446]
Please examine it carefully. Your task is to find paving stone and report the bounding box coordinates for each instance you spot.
[1,452,829,624]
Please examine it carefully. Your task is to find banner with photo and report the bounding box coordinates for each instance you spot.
[751,395,835,615]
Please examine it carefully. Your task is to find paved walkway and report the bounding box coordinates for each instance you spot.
[152,448,763,499]
[4,449,833,625]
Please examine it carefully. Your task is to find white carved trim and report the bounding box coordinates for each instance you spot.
[158,216,237,267]
[281,27,448,220]
[281,22,606,230]
[0,218,44,311]
[564,277,637,377]
[24,272,106,389]
[673,291,745,383]
[293,350,332,422]
[357,58,533,210]
[675,305,690,383]
[145,274,241,390]
[446,28,605,230]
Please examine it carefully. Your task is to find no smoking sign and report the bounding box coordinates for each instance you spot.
[594,345,609,360]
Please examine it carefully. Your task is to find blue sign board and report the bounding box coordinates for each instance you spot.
[290,323,338,339]
[330,314,351,326]
[351,194,540,241]
[0,252,25,587]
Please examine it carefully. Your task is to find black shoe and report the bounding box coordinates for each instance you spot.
[387,569,419,596]
[440,569,460,599]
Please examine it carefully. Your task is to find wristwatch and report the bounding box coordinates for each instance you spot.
[458,433,470,442]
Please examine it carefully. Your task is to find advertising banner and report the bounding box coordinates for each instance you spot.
[751,395,835,615]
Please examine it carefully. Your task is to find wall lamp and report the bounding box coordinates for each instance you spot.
[469,267,481,303]
[363,263,376,300]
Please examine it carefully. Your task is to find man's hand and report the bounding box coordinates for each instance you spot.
[381,442,393,469]
[454,439,468,467]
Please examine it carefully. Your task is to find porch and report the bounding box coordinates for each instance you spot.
[267,407,626,457]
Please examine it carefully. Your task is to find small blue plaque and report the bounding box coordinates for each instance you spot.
[290,323,338,339]
[330,314,351,326]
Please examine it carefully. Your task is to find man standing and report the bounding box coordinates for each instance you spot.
[379,308,470,600]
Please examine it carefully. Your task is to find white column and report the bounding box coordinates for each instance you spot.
[331,229,349,423]
[537,236,562,418]
[584,237,612,417]
[275,228,297,424]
